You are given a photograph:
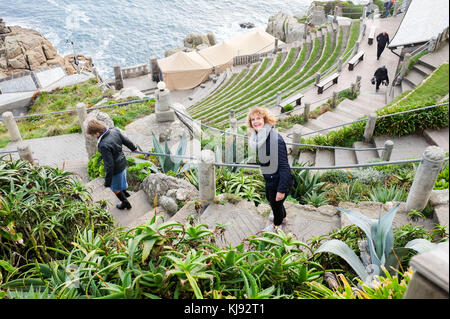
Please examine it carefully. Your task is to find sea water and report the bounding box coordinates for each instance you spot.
[0,0,316,78]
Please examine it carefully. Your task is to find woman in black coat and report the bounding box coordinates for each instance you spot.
[87,119,137,210]
[376,31,390,60]
[247,107,293,232]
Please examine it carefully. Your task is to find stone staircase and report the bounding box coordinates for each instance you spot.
[84,177,171,229]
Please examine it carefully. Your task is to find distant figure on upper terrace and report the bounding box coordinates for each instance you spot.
[376,31,390,60]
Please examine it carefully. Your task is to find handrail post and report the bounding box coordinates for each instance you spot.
[381,140,394,161]
[331,91,338,109]
[303,102,311,123]
[363,113,377,143]
[337,57,343,72]
[76,103,87,134]
[198,150,216,206]
[2,111,22,142]
[406,146,446,212]
[291,124,302,157]
[18,143,36,166]
[315,72,321,85]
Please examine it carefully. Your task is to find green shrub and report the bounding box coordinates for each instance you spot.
[434,162,449,190]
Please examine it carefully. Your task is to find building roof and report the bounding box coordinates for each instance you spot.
[388,0,449,49]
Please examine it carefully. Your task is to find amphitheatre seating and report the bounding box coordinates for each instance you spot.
[368,26,376,45]
[279,91,304,108]
[315,72,339,94]
[348,50,365,71]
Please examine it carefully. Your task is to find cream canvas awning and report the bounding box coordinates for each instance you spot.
[225,28,280,56]
[157,51,212,91]
[388,0,449,48]
[197,42,235,72]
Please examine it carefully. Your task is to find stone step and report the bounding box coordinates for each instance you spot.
[283,202,341,243]
[339,98,376,115]
[417,58,437,71]
[373,135,433,161]
[335,104,367,119]
[108,190,154,228]
[315,149,334,168]
[55,158,89,184]
[319,110,355,127]
[401,79,414,94]
[424,127,449,152]
[412,63,434,77]
[334,149,357,167]
[357,92,387,105]
[403,69,425,88]
[353,141,379,164]
[298,150,315,166]
[199,201,265,248]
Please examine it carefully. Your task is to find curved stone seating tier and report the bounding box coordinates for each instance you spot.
[191,50,288,119]
[189,57,271,114]
[197,47,301,123]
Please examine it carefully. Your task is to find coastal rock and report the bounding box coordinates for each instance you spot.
[0,21,92,79]
[184,33,211,49]
[266,12,304,43]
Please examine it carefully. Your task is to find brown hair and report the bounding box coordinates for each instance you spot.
[247,107,276,129]
[86,119,107,136]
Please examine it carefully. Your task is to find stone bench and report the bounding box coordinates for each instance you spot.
[315,72,339,94]
[368,26,376,45]
[279,92,304,110]
[348,50,365,71]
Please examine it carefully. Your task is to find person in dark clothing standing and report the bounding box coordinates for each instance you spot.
[376,31,390,60]
[247,107,293,232]
[374,66,389,91]
[86,119,137,210]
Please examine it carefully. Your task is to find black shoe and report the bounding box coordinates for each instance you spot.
[115,191,132,210]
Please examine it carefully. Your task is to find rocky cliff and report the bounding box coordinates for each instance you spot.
[0,18,92,79]
[266,12,306,43]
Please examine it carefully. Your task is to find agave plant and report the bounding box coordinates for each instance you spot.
[314,204,445,285]
[152,132,188,175]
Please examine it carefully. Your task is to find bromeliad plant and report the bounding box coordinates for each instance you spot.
[152,132,188,176]
[314,203,447,285]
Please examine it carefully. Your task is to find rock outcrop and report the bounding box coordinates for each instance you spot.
[0,18,92,79]
[265,12,305,43]
[164,32,217,57]
[140,173,200,214]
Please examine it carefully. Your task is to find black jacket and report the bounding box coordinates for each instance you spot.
[258,128,293,193]
[374,67,389,82]
[97,128,137,187]
[376,33,389,48]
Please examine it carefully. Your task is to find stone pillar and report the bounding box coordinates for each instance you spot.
[354,40,360,53]
[276,91,282,108]
[428,37,437,53]
[113,65,123,90]
[2,111,22,142]
[76,103,87,134]
[406,146,446,212]
[331,91,338,109]
[337,57,343,72]
[155,82,175,122]
[404,242,449,299]
[363,113,377,143]
[356,75,362,94]
[303,23,308,40]
[149,56,160,82]
[198,149,216,205]
[291,124,303,157]
[381,140,394,161]
[274,39,279,53]
[315,72,321,85]
[18,143,35,166]
[303,103,310,123]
